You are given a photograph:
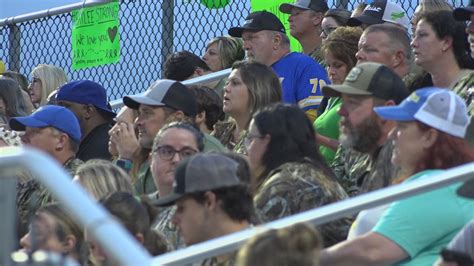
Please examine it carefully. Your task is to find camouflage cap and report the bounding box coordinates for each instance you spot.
[322,62,409,104]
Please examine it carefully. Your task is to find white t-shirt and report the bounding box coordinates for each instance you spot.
[347,204,390,240]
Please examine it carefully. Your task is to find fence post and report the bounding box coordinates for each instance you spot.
[8,24,21,72]
[161,1,175,78]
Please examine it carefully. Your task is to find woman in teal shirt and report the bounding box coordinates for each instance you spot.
[320,88,474,265]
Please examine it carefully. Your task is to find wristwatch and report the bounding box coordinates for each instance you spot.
[116,158,133,171]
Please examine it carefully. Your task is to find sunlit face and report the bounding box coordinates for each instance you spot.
[241,30,274,65]
[337,95,383,153]
[288,7,317,39]
[20,212,65,254]
[320,16,339,40]
[389,121,428,172]
[21,126,62,155]
[135,105,168,149]
[203,42,222,72]
[108,106,136,156]
[325,51,349,85]
[28,77,43,104]
[411,19,446,69]
[246,119,270,174]
[356,31,395,67]
[150,128,199,197]
[223,69,250,117]
[468,15,474,58]
[172,196,210,246]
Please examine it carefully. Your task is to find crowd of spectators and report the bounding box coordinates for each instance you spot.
[1,0,474,265]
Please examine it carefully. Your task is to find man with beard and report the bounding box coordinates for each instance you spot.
[322,62,409,196]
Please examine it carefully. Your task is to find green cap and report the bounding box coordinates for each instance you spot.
[322,62,409,104]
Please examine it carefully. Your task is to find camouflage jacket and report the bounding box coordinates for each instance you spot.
[16,157,83,235]
[134,159,157,195]
[194,252,237,266]
[152,205,185,251]
[452,70,474,146]
[211,121,247,155]
[309,46,325,67]
[254,160,351,246]
[331,141,399,196]
[452,70,474,115]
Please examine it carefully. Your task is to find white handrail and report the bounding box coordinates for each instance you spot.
[0,147,152,265]
[109,68,232,109]
[151,163,474,265]
[0,0,112,27]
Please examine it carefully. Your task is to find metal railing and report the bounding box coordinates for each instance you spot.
[152,162,474,265]
[109,68,232,109]
[0,0,112,27]
[0,147,152,265]
[1,145,472,265]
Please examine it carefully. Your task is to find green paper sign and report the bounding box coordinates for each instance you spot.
[71,0,120,70]
[251,0,302,52]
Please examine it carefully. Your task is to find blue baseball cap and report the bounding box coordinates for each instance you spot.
[9,105,82,142]
[56,80,116,118]
[374,87,471,138]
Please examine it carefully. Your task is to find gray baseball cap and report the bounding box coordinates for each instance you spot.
[123,79,197,117]
[280,0,329,14]
[154,153,241,206]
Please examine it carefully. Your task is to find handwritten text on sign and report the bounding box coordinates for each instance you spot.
[71,1,120,70]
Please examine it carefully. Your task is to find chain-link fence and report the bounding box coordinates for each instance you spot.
[0,0,469,102]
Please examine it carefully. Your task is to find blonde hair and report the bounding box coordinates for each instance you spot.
[30,64,68,106]
[417,0,453,13]
[207,36,244,70]
[75,159,134,200]
[412,0,453,29]
[236,223,322,266]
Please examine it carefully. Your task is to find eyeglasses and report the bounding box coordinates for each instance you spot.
[321,26,338,37]
[154,145,198,161]
[244,133,263,147]
[29,77,41,85]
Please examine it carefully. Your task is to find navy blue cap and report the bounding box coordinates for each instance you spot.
[454,0,474,21]
[56,80,116,118]
[9,105,82,142]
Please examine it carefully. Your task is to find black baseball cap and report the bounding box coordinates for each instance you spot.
[228,11,286,38]
[454,0,474,21]
[347,0,409,30]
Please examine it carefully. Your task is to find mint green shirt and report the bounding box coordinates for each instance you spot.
[313,97,342,163]
[373,170,474,265]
